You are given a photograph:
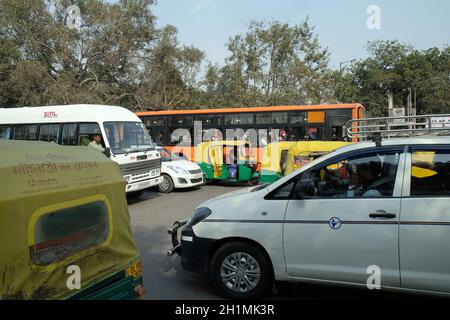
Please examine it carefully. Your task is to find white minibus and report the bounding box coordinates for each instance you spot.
[0,104,163,193]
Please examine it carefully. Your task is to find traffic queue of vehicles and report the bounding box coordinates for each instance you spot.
[169,114,450,299]
[2,104,450,300]
[0,103,354,300]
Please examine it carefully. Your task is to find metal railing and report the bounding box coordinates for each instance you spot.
[345,114,450,140]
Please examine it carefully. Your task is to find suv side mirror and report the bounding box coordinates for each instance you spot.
[295,179,316,198]
[104,147,111,158]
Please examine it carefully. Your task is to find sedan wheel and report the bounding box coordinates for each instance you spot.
[158,174,174,193]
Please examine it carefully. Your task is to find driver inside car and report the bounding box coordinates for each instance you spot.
[346,162,383,198]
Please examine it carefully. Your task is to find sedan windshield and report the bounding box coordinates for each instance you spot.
[103,122,154,154]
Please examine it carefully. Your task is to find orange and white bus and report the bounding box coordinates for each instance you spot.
[136,103,364,160]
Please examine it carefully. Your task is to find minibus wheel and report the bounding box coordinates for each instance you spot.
[209,241,272,299]
[158,174,174,193]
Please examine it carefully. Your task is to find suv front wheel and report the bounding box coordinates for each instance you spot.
[209,241,272,299]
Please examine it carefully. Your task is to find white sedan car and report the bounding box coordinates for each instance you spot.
[157,147,204,193]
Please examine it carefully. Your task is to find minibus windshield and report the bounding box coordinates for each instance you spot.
[104,122,155,155]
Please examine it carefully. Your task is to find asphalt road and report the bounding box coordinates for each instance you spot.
[127,184,428,300]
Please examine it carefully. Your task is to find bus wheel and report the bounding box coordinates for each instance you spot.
[209,242,272,300]
[158,174,174,193]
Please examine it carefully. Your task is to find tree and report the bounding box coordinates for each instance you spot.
[0,0,165,110]
[201,19,332,107]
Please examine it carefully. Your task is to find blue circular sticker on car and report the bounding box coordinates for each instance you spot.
[329,217,342,230]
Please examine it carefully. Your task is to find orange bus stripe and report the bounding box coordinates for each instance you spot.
[136,104,363,116]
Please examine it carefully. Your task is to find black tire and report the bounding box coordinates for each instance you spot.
[209,241,272,300]
[158,174,174,193]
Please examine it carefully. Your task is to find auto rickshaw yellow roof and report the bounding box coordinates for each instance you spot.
[0,141,140,300]
[0,140,124,202]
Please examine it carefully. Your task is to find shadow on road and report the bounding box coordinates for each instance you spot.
[132,223,220,300]
[126,189,161,205]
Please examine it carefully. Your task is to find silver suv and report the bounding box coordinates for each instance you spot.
[169,136,450,299]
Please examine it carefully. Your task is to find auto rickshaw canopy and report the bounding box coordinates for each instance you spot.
[283,141,350,175]
[0,141,140,299]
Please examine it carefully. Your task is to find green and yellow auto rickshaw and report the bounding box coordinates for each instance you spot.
[0,140,145,300]
[258,141,296,184]
[259,141,350,183]
[195,140,259,183]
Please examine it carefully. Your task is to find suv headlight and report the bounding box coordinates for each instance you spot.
[186,207,212,227]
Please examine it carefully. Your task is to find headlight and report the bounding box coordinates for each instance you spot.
[167,165,188,175]
[124,175,131,183]
[186,207,212,227]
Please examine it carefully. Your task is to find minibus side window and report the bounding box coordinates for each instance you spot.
[30,200,110,266]
[39,124,60,143]
[62,124,77,146]
[13,124,38,140]
[78,123,103,147]
[0,125,11,140]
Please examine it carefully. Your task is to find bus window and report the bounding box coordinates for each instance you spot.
[169,115,193,126]
[272,112,288,124]
[145,116,166,126]
[224,114,239,125]
[239,113,254,125]
[194,114,223,126]
[0,126,11,140]
[306,127,324,140]
[39,124,60,143]
[79,123,102,146]
[256,113,272,124]
[62,124,77,146]
[14,124,38,141]
[288,127,306,141]
[290,112,306,124]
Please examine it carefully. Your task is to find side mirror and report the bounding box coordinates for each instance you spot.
[104,147,111,158]
[295,179,316,198]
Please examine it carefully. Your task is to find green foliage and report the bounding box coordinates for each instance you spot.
[0,2,448,115]
[340,40,450,116]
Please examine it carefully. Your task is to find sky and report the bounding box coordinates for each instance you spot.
[150,0,450,69]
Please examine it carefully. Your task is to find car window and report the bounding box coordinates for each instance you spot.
[269,149,401,199]
[296,151,400,199]
[411,150,450,196]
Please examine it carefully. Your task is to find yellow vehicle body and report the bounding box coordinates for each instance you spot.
[195,140,258,182]
[283,141,350,175]
[258,142,297,183]
[259,141,350,183]
[0,141,143,300]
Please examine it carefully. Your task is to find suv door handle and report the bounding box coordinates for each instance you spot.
[369,210,396,219]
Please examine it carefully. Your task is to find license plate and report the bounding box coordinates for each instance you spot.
[138,181,151,188]
[126,260,143,279]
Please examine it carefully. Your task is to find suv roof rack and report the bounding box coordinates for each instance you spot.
[345,114,450,145]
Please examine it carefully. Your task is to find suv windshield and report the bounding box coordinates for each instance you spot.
[103,122,154,155]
